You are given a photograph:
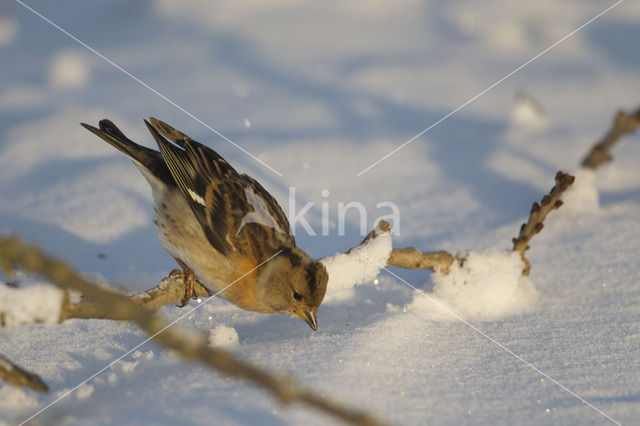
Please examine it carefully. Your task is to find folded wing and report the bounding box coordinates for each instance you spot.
[145,118,294,260]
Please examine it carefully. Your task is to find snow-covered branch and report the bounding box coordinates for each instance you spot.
[321,220,393,295]
[1,167,576,328]
[381,170,575,279]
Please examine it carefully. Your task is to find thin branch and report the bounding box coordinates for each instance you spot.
[358,220,459,274]
[353,220,392,247]
[59,276,210,321]
[581,106,640,169]
[384,171,575,277]
[0,354,48,392]
[387,248,457,274]
[512,171,575,275]
[130,276,209,312]
[0,236,389,426]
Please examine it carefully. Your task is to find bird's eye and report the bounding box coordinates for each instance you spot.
[292,291,302,301]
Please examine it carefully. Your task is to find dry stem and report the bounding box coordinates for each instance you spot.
[0,354,48,392]
[388,248,457,274]
[512,171,575,275]
[59,276,210,321]
[0,236,389,426]
[131,277,209,311]
[359,221,459,274]
[581,106,640,169]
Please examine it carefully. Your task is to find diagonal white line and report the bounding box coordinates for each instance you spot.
[355,250,621,425]
[14,0,283,177]
[18,250,283,426]
[356,0,625,176]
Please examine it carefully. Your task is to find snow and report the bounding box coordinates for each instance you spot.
[510,92,548,132]
[208,325,240,348]
[320,226,392,301]
[2,0,640,425]
[132,350,154,361]
[0,16,18,46]
[75,384,93,400]
[562,167,600,212]
[0,386,39,414]
[48,50,91,90]
[0,282,63,326]
[408,249,538,322]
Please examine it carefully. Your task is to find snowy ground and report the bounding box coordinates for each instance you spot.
[1,1,640,425]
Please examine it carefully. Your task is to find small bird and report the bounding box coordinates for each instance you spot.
[81,118,328,330]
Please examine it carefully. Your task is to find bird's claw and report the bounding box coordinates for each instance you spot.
[178,275,195,307]
[169,260,197,307]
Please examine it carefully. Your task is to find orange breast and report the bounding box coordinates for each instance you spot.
[219,256,270,313]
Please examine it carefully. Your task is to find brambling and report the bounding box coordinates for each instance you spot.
[81,118,328,330]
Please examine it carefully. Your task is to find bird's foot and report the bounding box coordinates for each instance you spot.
[178,273,196,307]
[169,260,197,307]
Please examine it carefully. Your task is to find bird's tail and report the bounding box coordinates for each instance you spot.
[81,119,172,184]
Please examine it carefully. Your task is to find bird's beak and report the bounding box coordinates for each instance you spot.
[297,309,317,331]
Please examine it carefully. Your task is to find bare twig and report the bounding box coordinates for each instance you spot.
[383,171,575,277]
[346,220,458,274]
[357,220,459,274]
[0,236,389,426]
[356,220,391,245]
[130,276,209,312]
[59,276,210,321]
[0,354,48,392]
[387,248,457,274]
[512,171,575,275]
[581,106,640,169]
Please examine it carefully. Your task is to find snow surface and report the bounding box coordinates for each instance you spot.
[562,167,600,212]
[208,325,240,348]
[48,50,91,90]
[409,249,538,322]
[0,282,63,326]
[0,16,18,47]
[2,1,640,425]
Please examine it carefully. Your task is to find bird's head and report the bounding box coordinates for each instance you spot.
[256,247,328,330]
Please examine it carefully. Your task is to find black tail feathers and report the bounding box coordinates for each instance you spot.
[81,120,173,185]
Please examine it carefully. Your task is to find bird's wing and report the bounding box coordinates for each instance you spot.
[144,119,294,259]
